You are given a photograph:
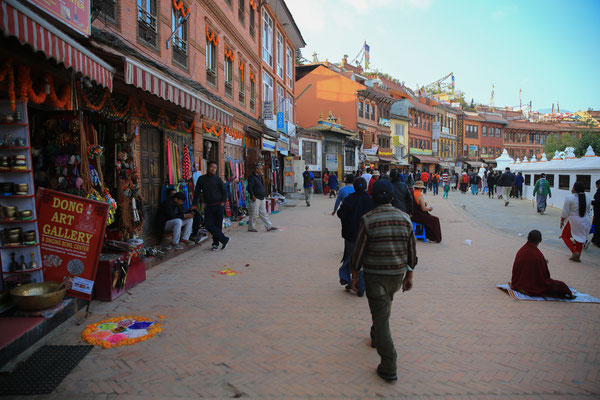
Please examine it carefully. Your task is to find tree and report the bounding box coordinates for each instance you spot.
[574,130,600,156]
[543,133,577,155]
[295,49,306,66]
[469,98,475,111]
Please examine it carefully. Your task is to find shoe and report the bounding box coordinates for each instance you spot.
[504,201,509,207]
[569,253,581,262]
[211,244,219,251]
[181,239,195,245]
[221,237,230,250]
[307,204,311,207]
[540,209,544,215]
[171,243,184,250]
[267,227,278,231]
[248,228,258,232]
[162,245,173,252]
[376,365,398,382]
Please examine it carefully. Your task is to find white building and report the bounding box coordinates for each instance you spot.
[497,146,600,208]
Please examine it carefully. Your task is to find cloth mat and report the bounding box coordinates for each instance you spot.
[497,284,600,303]
[0,345,93,395]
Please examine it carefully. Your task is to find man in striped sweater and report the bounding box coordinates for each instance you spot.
[351,179,418,382]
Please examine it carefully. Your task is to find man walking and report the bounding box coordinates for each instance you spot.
[496,167,515,206]
[514,172,524,199]
[390,170,413,215]
[350,180,417,382]
[247,163,278,232]
[420,170,430,193]
[302,166,314,206]
[192,161,230,251]
[532,173,552,215]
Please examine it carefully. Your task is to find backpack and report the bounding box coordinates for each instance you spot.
[303,171,312,187]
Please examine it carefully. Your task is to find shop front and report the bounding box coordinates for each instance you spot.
[409,154,440,173]
[261,137,278,195]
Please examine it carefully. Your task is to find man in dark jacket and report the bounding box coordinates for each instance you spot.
[514,172,524,199]
[496,167,515,206]
[192,161,230,251]
[247,163,277,232]
[337,177,374,261]
[487,171,497,199]
[158,192,194,250]
[390,170,413,215]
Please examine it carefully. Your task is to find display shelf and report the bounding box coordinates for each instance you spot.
[0,100,41,289]
[0,218,37,224]
[0,243,39,249]
[2,266,43,274]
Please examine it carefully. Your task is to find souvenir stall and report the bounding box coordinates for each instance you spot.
[201,121,221,173]
[223,128,247,220]
[261,138,278,196]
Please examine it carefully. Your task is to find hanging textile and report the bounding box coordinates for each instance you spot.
[167,139,173,185]
[187,145,194,174]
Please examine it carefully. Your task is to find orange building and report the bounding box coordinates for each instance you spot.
[461,112,484,166]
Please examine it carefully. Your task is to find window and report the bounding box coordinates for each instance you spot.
[286,93,293,124]
[224,55,233,97]
[137,0,157,48]
[576,175,591,192]
[394,124,405,139]
[365,103,370,118]
[224,0,231,6]
[496,127,501,138]
[238,0,245,24]
[286,47,293,88]
[482,127,487,137]
[238,62,245,104]
[524,174,531,185]
[345,147,355,166]
[358,101,363,118]
[206,35,217,86]
[250,74,256,111]
[465,124,479,139]
[249,3,255,38]
[530,133,535,144]
[302,141,317,165]
[370,104,375,120]
[171,6,188,68]
[92,0,118,26]
[490,127,495,136]
[262,10,273,66]
[276,31,284,78]
[546,174,555,187]
[558,175,570,190]
[276,85,284,114]
[262,72,273,114]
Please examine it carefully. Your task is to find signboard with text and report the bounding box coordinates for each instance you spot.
[277,112,286,132]
[262,101,273,120]
[37,188,109,300]
[28,0,91,36]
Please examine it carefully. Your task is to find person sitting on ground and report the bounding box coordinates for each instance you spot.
[158,192,194,250]
[367,170,380,195]
[411,181,442,243]
[510,230,574,298]
[332,174,355,215]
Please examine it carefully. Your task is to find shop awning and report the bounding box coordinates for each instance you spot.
[465,160,486,168]
[410,154,440,164]
[125,57,233,125]
[0,0,115,90]
[378,156,394,162]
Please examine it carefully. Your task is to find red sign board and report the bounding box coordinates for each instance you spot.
[27,0,91,36]
[37,188,108,300]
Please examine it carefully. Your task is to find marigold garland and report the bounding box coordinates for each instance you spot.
[224,46,235,62]
[225,126,244,140]
[249,0,258,10]
[202,121,223,137]
[205,26,219,46]
[172,0,190,17]
[238,60,244,73]
[249,72,256,83]
[81,315,161,349]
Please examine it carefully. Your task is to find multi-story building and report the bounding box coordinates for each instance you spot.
[502,121,560,160]
[460,111,485,169]
[432,104,459,170]
[407,98,437,172]
[390,101,410,167]
[479,112,507,165]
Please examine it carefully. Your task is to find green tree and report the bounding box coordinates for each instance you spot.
[543,133,576,155]
[574,130,600,156]
[295,49,306,66]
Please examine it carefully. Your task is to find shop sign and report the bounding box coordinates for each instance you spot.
[378,118,391,127]
[225,132,243,146]
[432,122,441,140]
[362,144,379,156]
[290,137,299,154]
[28,0,91,36]
[37,188,109,300]
[262,138,276,152]
[277,136,289,153]
[468,145,478,157]
[277,112,286,132]
[262,101,274,120]
[409,148,433,155]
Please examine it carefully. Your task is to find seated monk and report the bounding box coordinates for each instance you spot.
[510,230,574,299]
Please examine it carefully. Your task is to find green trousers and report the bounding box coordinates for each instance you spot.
[365,272,405,375]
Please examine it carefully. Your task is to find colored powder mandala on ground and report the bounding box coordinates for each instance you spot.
[211,267,239,276]
[81,316,161,348]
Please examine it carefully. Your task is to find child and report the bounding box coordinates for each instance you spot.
[443,182,450,199]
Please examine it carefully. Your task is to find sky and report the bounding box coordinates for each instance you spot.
[286,0,600,112]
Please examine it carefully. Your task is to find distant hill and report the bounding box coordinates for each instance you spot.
[537,108,571,114]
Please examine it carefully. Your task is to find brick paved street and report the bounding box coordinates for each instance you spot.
[16,190,600,399]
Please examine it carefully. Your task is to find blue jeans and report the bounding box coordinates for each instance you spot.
[432,184,439,195]
[471,184,478,194]
[204,205,227,245]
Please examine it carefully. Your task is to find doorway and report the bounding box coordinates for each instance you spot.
[139,126,163,240]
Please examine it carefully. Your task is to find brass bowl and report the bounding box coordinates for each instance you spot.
[18,210,32,219]
[4,227,22,235]
[22,230,36,242]
[10,282,66,311]
[14,183,28,194]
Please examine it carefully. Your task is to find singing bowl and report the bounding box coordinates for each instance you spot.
[10,282,66,311]
[14,183,28,193]
[4,227,22,235]
[18,210,32,219]
[22,230,36,242]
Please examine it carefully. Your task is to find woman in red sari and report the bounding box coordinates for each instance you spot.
[323,169,330,195]
[510,230,573,298]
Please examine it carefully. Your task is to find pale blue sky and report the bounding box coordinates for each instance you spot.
[286,0,600,112]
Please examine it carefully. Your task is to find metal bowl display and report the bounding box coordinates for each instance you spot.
[14,183,28,194]
[10,282,66,311]
[0,182,13,192]
[18,210,32,219]
[22,230,36,242]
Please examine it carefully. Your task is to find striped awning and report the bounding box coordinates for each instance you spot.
[0,0,114,90]
[125,58,233,126]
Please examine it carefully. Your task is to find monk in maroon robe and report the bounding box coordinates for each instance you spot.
[510,230,574,299]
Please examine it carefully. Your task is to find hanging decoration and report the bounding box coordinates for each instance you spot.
[76,83,195,134]
[172,0,190,17]
[88,144,104,159]
[224,46,235,62]
[249,0,258,10]
[202,121,223,137]
[249,71,256,83]
[81,315,161,349]
[238,60,244,73]
[224,126,244,140]
[205,26,219,46]
[0,60,71,111]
